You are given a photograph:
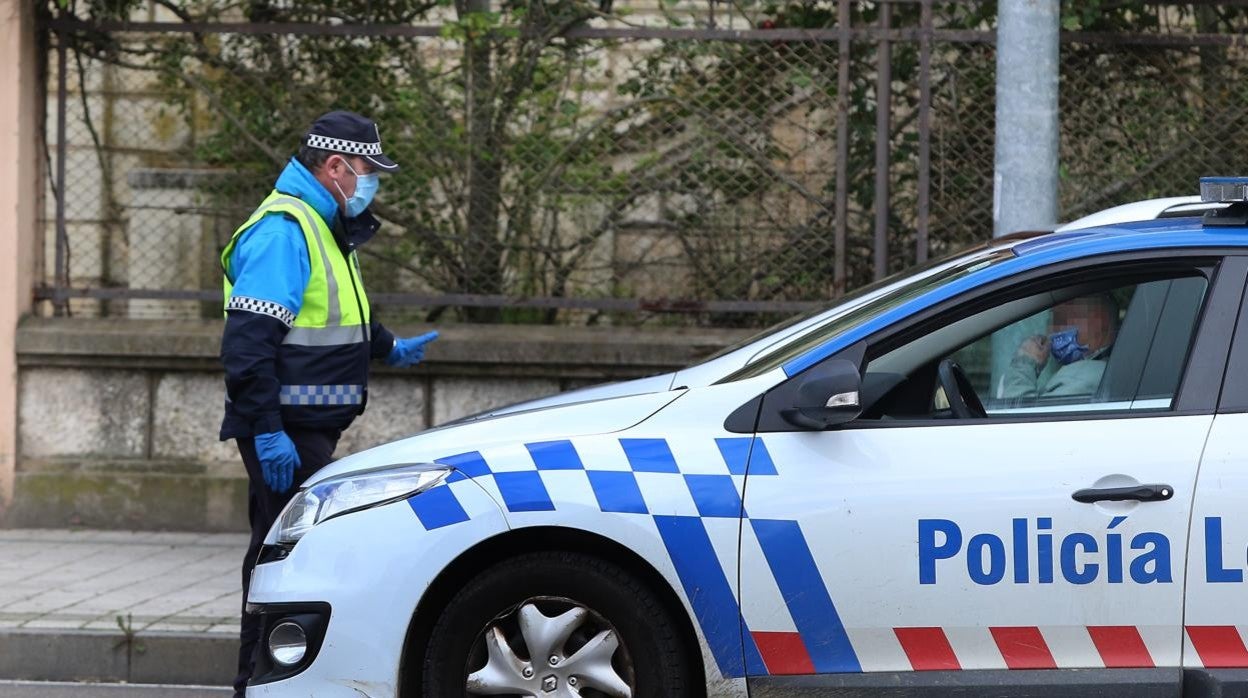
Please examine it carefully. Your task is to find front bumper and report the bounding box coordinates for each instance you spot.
[245,477,507,697]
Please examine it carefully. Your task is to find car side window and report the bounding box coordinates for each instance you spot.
[862,273,1209,419]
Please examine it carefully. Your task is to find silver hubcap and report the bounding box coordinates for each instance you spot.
[465,598,633,697]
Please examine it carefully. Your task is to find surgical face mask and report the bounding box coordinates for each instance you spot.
[333,159,379,218]
[1049,328,1090,365]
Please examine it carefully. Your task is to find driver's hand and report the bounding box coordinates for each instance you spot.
[1016,334,1049,366]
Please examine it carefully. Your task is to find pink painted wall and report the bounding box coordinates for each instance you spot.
[0,0,41,513]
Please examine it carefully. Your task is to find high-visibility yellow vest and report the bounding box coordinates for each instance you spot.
[222,191,373,420]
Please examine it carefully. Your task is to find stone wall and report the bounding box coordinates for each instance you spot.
[6,318,744,530]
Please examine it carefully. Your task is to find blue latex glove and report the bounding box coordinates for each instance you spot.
[387,330,439,368]
[255,430,301,493]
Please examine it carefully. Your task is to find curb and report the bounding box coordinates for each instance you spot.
[0,628,234,686]
[0,681,230,697]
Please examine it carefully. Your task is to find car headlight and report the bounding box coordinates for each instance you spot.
[275,464,451,545]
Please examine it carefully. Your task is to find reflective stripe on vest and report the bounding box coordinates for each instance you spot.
[281,195,342,328]
[282,325,365,347]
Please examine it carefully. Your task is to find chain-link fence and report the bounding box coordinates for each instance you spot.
[38,2,1248,326]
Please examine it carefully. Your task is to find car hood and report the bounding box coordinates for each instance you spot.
[306,389,686,486]
[479,373,678,417]
[472,296,889,417]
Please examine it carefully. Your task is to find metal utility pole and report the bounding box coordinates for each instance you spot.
[991,0,1060,396]
[993,0,1060,238]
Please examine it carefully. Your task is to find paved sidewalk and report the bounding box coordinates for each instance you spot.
[0,680,230,696]
[0,529,244,635]
[0,529,245,686]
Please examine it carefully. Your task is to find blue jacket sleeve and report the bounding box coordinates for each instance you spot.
[226,215,310,313]
[221,215,311,435]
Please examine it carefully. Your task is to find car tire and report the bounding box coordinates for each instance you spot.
[422,550,697,697]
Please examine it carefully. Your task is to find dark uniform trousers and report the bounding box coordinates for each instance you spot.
[233,426,340,698]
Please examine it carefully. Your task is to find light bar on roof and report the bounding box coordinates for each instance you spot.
[1200,177,1248,203]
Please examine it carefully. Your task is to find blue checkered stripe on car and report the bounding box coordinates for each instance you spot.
[406,436,778,530]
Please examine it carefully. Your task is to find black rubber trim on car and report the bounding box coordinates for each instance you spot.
[723,394,762,433]
[246,601,332,687]
[749,668,1180,697]
[1177,255,1248,413]
[839,407,1218,429]
[1214,264,1248,413]
[256,542,294,565]
[1184,668,1248,696]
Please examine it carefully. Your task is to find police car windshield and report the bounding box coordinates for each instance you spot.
[718,244,1017,381]
[699,264,941,363]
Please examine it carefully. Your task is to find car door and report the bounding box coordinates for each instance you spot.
[1184,260,1248,685]
[737,255,1246,696]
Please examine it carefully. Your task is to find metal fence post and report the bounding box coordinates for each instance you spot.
[916,0,932,264]
[54,28,69,316]
[834,0,850,296]
[872,1,891,281]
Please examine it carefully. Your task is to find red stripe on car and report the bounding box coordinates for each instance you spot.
[990,626,1057,669]
[752,631,816,675]
[1187,626,1248,668]
[1088,626,1154,668]
[894,627,962,671]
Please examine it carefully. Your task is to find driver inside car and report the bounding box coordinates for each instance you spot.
[1002,293,1120,400]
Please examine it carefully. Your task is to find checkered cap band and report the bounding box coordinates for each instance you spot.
[305,134,383,156]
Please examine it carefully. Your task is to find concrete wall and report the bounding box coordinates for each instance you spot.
[9,319,743,530]
[0,0,42,516]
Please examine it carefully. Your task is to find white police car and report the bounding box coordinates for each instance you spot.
[246,178,1248,697]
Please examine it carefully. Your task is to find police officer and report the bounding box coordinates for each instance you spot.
[219,111,438,696]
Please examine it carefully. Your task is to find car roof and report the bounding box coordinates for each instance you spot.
[1010,216,1248,257]
[1054,196,1209,232]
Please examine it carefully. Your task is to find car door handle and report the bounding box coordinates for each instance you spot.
[1072,484,1174,504]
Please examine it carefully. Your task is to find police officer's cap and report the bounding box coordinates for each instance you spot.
[303,111,399,172]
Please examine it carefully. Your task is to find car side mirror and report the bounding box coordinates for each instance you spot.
[780,359,863,430]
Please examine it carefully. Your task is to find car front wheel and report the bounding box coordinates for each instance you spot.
[422,551,696,697]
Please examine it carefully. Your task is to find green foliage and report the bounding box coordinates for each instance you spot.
[44,0,1248,326]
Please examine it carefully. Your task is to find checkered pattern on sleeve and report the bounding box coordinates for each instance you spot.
[226,295,296,327]
[304,134,382,156]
